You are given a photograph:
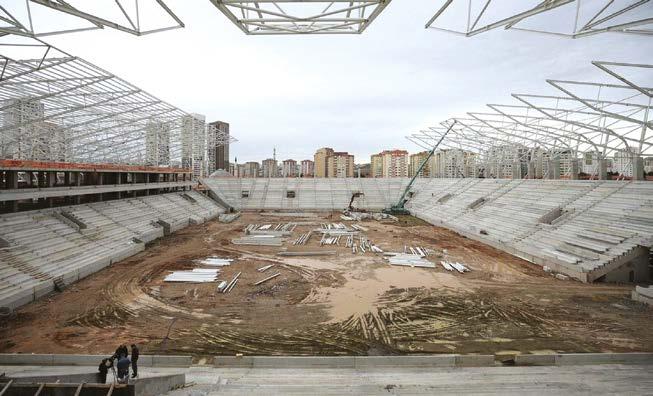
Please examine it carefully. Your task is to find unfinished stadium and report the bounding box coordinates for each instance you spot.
[1,1,652,395]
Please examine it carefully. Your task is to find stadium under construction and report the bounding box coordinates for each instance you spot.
[0,1,652,395]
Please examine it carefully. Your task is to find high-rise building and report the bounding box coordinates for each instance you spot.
[282,159,298,177]
[614,150,636,177]
[484,145,527,179]
[326,152,355,178]
[370,154,383,178]
[181,113,206,179]
[409,151,431,177]
[375,149,409,177]
[145,121,171,166]
[262,158,278,178]
[300,160,314,177]
[207,121,230,174]
[2,99,46,160]
[243,161,260,178]
[314,147,334,177]
[433,149,478,178]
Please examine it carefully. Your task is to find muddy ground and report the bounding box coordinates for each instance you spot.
[1,212,651,358]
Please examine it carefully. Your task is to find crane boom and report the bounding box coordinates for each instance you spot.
[383,121,456,215]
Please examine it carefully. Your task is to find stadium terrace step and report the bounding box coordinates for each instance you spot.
[0,192,223,310]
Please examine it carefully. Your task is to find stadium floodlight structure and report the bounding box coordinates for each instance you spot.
[426,0,653,38]
[408,61,652,179]
[208,0,392,34]
[0,35,235,167]
[0,0,184,37]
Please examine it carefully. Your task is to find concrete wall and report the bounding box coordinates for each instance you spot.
[0,354,192,367]
[132,373,185,396]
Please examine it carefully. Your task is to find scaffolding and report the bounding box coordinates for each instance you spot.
[208,0,392,34]
[426,0,653,38]
[0,35,235,169]
[0,0,184,37]
[408,61,653,179]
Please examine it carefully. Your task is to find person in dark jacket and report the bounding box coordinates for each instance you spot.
[130,344,140,378]
[98,358,110,383]
[116,355,131,383]
[113,344,128,360]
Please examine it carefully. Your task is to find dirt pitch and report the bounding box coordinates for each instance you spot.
[1,212,652,359]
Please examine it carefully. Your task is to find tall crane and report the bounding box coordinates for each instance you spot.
[383,121,457,215]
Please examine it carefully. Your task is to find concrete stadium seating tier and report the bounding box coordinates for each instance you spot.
[203,178,652,282]
[202,178,411,211]
[0,191,224,310]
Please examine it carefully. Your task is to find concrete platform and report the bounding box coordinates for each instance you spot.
[2,363,652,395]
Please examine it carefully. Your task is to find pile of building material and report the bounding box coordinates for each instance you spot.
[440,261,470,273]
[404,246,432,257]
[384,253,435,268]
[164,268,221,283]
[320,234,342,246]
[232,235,283,246]
[321,223,348,231]
[343,211,398,222]
[350,224,368,232]
[245,223,297,235]
[222,272,241,293]
[292,231,312,245]
[196,257,233,266]
[218,213,241,223]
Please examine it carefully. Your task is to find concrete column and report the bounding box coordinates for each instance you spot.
[512,162,522,179]
[598,159,608,180]
[548,160,560,180]
[570,159,580,180]
[6,171,18,189]
[527,161,536,179]
[76,172,81,186]
[632,155,644,181]
[64,171,70,186]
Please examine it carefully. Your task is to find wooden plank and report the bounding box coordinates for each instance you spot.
[73,383,84,396]
[33,383,45,396]
[0,380,13,396]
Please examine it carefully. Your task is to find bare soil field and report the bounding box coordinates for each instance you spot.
[1,212,651,358]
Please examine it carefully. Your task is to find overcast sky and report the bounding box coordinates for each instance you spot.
[42,0,653,164]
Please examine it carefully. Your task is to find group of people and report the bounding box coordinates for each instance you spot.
[98,343,140,383]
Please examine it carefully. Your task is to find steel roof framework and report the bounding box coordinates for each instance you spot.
[426,0,653,38]
[0,0,184,37]
[208,0,392,35]
[0,36,235,167]
[408,61,653,178]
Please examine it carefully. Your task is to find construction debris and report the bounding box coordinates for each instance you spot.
[164,268,220,283]
[216,280,228,292]
[257,264,275,272]
[440,261,470,273]
[245,223,297,233]
[218,213,241,223]
[384,253,435,268]
[292,231,312,245]
[277,251,337,257]
[223,272,241,293]
[232,235,283,246]
[197,257,233,266]
[344,211,399,222]
[254,272,281,286]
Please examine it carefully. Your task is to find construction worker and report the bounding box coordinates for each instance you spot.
[116,355,131,383]
[98,358,111,383]
[130,344,140,378]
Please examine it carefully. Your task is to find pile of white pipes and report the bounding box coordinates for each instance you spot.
[403,245,432,257]
[440,261,470,273]
[232,235,283,246]
[292,231,312,245]
[196,257,233,266]
[164,268,221,283]
[383,253,435,268]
